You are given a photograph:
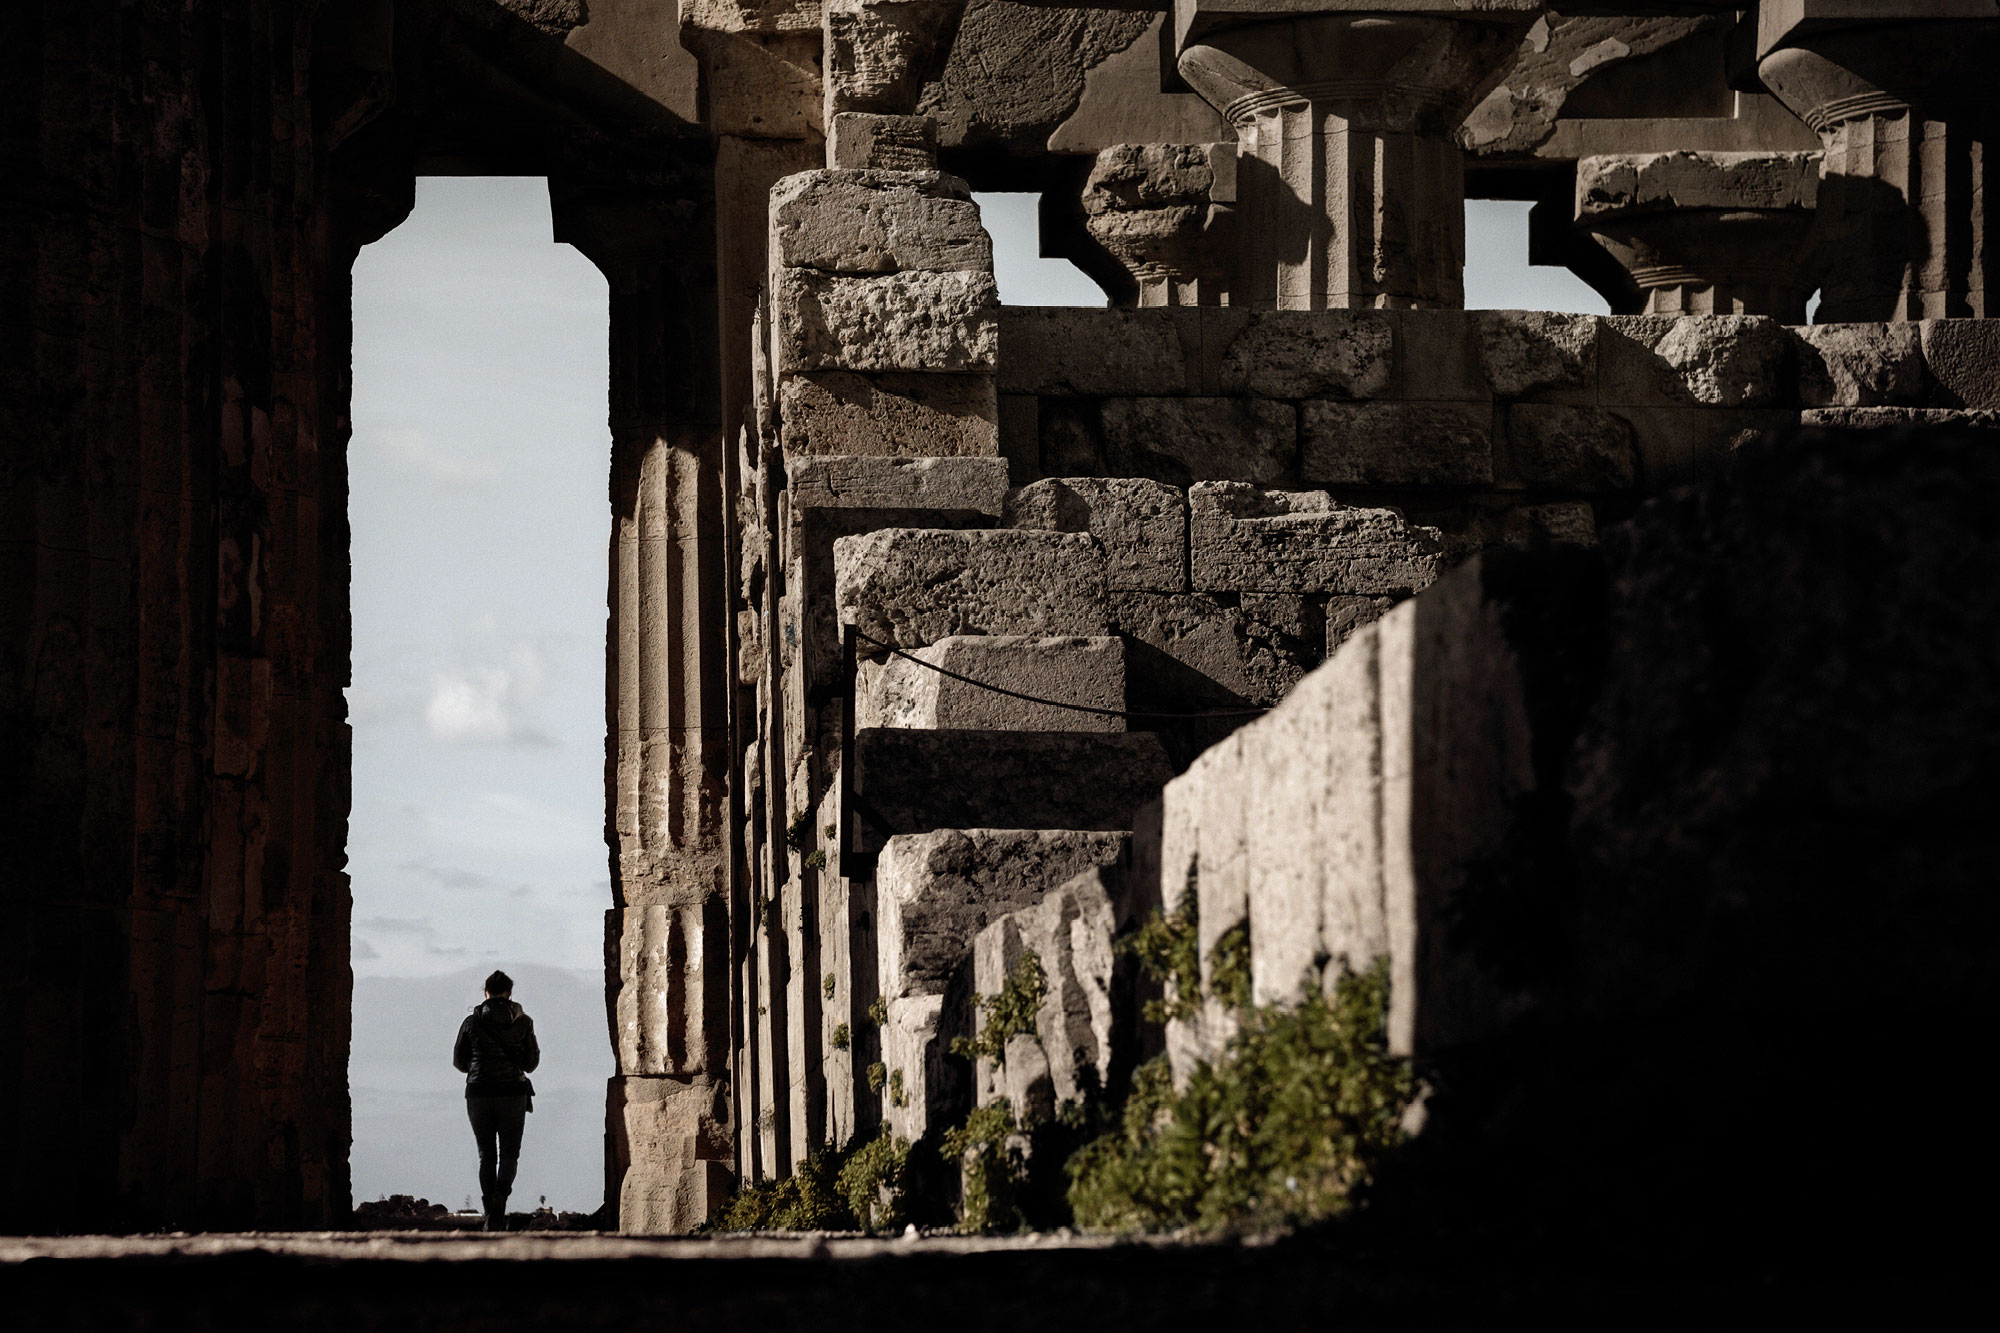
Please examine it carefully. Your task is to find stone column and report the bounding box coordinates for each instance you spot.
[552,189,735,1233]
[1575,151,1821,321]
[1082,143,1233,307]
[1174,4,1539,310]
[1755,5,1998,320]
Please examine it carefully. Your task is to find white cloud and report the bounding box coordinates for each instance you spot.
[425,668,511,742]
[371,426,497,486]
[423,645,557,746]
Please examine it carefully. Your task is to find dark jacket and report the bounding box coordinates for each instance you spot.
[453,997,540,1099]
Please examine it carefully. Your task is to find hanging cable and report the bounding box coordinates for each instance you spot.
[851,629,1271,721]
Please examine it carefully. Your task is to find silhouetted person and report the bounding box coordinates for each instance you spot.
[453,969,540,1230]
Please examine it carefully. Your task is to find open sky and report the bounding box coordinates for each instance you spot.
[346,179,1606,1214]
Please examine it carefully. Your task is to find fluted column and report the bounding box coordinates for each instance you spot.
[1757,10,1998,320]
[552,187,734,1233]
[1175,7,1537,310]
[1575,151,1821,321]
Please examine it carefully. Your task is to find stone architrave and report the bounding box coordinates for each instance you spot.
[1173,2,1540,309]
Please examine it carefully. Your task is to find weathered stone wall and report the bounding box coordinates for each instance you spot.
[1,0,362,1230]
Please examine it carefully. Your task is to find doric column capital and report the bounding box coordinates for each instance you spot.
[1754,12,1998,320]
[1576,151,1821,320]
[1176,10,1533,137]
[1083,143,1232,307]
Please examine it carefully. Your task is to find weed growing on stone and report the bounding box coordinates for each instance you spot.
[943,1099,1025,1234]
[888,1068,908,1108]
[866,1061,887,1093]
[867,997,888,1026]
[784,810,813,852]
[830,1023,850,1051]
[1125,889,1200,1023]
[715,1151,850,1231]
[1066,959,1414,1237]
[1208,920,1252,1011]
[838,1130,912,1233]
[949,950,1046,1065]
[802,848,827,871]
[823,973,836,1000]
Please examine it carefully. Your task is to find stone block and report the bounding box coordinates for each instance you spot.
[1799,407,2000,431]
[996,308,1190,396]
[855,634,1128,733]
[1601,315,1789,408]
[610,1074,733,1231]
[1470,310,1600,401]
[1300,401,1495,487]
[1394,310,1489,402]
[971,867,1118,1118]
[853,730,1173,853]
[1575,150,1819,218]
[828,113,939,170]
[880,993,952,1142]
[1004,476,1187,591]
[1920,320,2000,409]
[998,394,1039,481]
[835,527,1110,648]
[1188,482,1448,596]
[1101,396,1296,483]
[876,828,1131,998]
[1110,590,1322,707]
[1617,407,1800,485]
[1794,323,1925,408]
[775,268,1000,374]
[1214,310,1395,399]
[770,169,989,275]
[1465,502,1600,552]
[1499,405,1638,491]
[788,454,1008,515]
[619,1160,734,1235]
[779,372,1000,457]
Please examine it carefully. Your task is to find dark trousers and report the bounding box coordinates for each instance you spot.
[466,1094,529,1210]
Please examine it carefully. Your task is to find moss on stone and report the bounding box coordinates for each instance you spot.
[830,1023,850,1051]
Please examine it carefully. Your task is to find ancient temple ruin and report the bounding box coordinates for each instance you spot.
[4,0,1997,1250]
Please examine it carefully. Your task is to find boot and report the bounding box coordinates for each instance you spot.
[485,1191,509,1232]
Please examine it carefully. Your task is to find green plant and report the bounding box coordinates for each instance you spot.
[715,1151,852,1231]
[802,848,827,871]
[837,1130,911,1233]
[785,810,813,852]
[824,824,837,840]
[823,973,837,1001]
[943,1099,1026,1234]
[866,997,888,1027]
[1066,958,1415,1237]
[1208,920,1252,1012]
[888,1068,907,1108]
[949,951,1047,1065]
[1125,883,1200,1023]
[830,1023,850,1051]
[866,1062,887,1093]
